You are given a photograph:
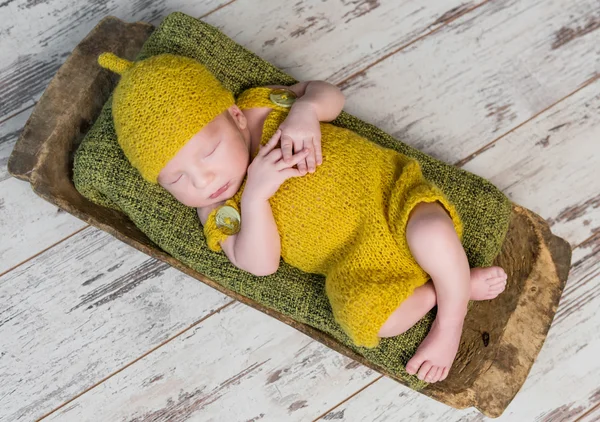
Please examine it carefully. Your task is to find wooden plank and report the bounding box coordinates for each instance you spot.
[0,226,232,422]
[202,0,485,82]
[0,176,87,275]
[337,0,600,165]
[578,403,600,422]
[0,108,87,275]
[0,109,30,184]
[44,301,377,421]
[0,0,228,121]
[459,78,600,247]
[317,233,599,421]
[0,0,480,121]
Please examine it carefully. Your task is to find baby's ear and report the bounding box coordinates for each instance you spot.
[227,104,247,129]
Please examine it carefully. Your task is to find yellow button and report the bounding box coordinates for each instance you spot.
[215,205,241,235]
[269,88,297,108]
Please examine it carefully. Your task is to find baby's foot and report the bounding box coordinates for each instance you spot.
[405,266,507,384]
[405,318,462,383]
[470,266,508,301]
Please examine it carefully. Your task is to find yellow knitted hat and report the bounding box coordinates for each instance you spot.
[97,52,235,183]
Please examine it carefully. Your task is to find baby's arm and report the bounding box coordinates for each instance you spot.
[197,130,310,276]
[197,199,280,276]
[268,81,344,172]
[267,81,345,122]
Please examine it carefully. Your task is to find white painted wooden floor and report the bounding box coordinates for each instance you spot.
[1,1,599,421]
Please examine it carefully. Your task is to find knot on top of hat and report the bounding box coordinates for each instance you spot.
[98,52,134,75]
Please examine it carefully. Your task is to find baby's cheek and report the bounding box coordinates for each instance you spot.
[180,190,201,207]
[234,147,251,170]
[167,186,191,207]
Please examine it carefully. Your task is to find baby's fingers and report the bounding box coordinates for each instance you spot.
[258,129,282,157]
[314,134,323,165]
[305,138,317,173]
[276,148,310,170]
[280,134,294,163]
[280,167,305,180]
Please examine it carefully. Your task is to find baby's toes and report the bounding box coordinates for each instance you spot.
[486,283,506,299]
[485,278,506,295]
[431,367,444,383]
[490,277,507,288]
[406,357,424,375]
[490,266,507,279]
[491,276,507,287]
[491,283,507,294]
[417,361,433,381]
[425,366,439,383]
[486,276,506,286]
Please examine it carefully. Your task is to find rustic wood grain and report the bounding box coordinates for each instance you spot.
[0,0,228,122]
[577,401,600,422]
[459,78,600,249]
[6,11,574,418]
[0,110,29,183]
[0,107,86,274]
[200,0,485,83]
[337,0,600,165]
[43,302,377,421]
[0,226,232,422]
[0,0,479,122]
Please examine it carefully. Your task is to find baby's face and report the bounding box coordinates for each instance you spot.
[157,106,250,208]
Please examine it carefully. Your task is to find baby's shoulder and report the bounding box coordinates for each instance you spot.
[236,83,309,109]
[263,83,309,97]
[235,85,286,121]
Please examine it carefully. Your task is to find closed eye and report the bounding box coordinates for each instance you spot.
[170,174,182,185]
[207,141,220,156]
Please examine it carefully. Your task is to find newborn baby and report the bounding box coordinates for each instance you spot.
[98,52,507,384]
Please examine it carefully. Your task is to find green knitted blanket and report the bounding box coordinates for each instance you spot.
[73,11,511,390]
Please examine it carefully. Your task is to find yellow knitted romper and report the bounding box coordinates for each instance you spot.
[206,87,464,348]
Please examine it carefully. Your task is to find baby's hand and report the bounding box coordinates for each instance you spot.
[244,129,310,203]
[278,102,322,175]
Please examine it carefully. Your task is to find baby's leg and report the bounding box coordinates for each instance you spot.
[378,268,507,339]
[402,201,500,383]
[377,281,437,338]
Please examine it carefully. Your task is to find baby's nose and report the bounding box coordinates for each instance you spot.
[192,171,215,189]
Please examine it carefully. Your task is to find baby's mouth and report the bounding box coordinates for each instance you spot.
[209,182,229,199]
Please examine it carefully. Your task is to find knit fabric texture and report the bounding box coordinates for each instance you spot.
[97,52,235,184]
[204,86,464,348]
[73,11,512,390]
